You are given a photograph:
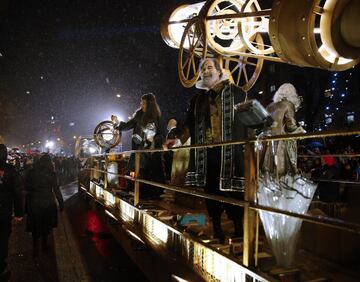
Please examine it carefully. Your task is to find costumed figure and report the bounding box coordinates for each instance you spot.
[258,83,317,268]
[178,58,250,242]
[111,93,166,199]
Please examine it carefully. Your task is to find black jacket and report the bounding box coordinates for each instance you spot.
[25,168,64,231]
[0,162,24,218]
[115,110,165,150]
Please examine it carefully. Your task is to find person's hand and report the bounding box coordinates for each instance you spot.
[111,115,119,124]
[166,138,182,148]
[165,139,176,148]
[14,216,23,222]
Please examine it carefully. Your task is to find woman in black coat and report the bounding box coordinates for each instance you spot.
[25,154,64,259]
[111,93,166,199]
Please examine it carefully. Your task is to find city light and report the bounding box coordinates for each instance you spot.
[45,141,54,148]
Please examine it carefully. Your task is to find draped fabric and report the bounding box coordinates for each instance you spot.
[257,174,317,267]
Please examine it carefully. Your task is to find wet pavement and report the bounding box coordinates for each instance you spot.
[65,194,149,282]
[7,182,149,282]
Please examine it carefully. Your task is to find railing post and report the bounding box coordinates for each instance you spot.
[89,156,94,180]
[104,155,108,190]
[243,141,257,267]
[134,152,141,206]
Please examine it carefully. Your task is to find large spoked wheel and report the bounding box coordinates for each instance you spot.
[238,0,274,55]
[222,34,264,92]
[178,16,207,88]
[204,0,247,54]
[93,120,121,149]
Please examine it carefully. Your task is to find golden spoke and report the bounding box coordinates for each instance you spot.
[182,56,190,71]
[236,67,242,85]
[243,65,249,82]
[231,63,240,73]
[247,61,257,67]
[191,56,197,75]
[187,32,192,48]
[186,55,192,78]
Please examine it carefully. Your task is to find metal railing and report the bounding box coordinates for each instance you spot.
[80,128,360,279]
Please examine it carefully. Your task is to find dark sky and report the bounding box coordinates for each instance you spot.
[0,0,196,147]
[0,0,359,150]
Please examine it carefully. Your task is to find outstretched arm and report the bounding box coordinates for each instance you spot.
[112,113,138,132]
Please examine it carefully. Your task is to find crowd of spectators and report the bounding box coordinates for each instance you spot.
[298,143,360,182]
[7,149,80,186]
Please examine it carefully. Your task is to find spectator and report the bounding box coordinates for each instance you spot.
[25,154,64,262]
[0,144,23,281]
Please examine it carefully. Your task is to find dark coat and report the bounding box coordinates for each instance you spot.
[184,80,249,191]
[115,110,165,150]
[115,109,166,198]
[25,169,64,233]
[115,110,166,171]
[0,163,23,218]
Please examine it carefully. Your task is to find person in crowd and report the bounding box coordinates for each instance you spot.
[0,144,23,281]
[166,119,180,141]
[168,58,248,242]
[111,93,166,199]
[25,154,64,262]
[261,83,305,177]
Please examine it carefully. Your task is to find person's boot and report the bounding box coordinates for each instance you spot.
[233,219,243,238]
[212,216,225,244]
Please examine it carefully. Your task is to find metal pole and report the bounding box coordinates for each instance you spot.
[104,155,108,190]
[134,152,141,206]
[243,142,257,267]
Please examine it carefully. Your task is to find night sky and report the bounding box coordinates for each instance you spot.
[0,0,196,149]
[0,0,359,151]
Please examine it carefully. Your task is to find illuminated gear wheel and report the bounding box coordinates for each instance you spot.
[238,0,274,55]
[178,16,208,88]
[204,0,247,54]
[93,120,121,149]
[222,33,264,92]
